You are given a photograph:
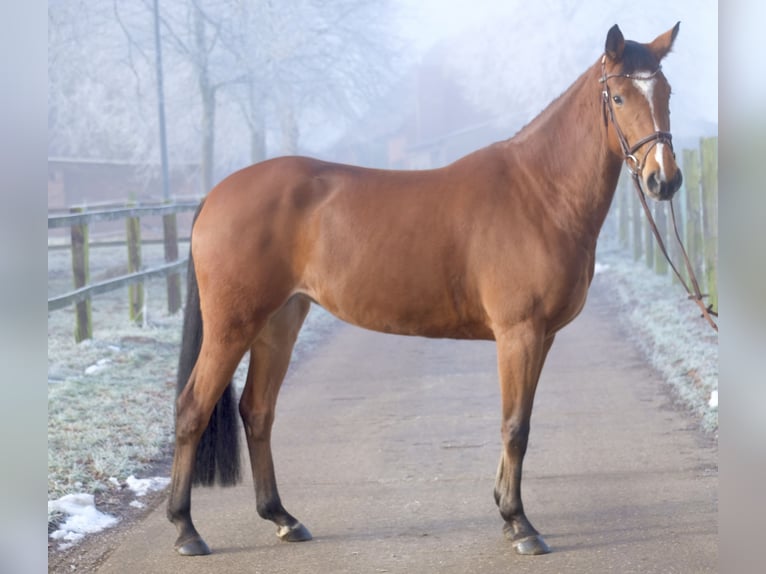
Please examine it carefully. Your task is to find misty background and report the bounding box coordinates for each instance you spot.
[48,0,717,201]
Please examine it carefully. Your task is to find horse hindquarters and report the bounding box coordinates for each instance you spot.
[175,237,241,488]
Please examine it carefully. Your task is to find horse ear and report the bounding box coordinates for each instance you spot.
[648,21,680,61]
[605,24,625,62]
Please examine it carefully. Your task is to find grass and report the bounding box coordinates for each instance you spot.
[48,283,181,503]
[596,243,719,432]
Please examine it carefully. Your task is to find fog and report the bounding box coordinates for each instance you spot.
[48,0,717,196]
[399,0,717,133]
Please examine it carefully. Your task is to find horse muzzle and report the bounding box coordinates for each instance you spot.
[644,167,682,201]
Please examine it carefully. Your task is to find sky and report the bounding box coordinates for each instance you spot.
[393,0,718,138]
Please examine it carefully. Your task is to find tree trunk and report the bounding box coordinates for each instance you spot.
[200,88,216,192]
[248,83,266,164]
[195,4,215,193]
[280,104,299,155]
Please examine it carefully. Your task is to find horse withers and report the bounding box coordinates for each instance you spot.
[168,23,682,556]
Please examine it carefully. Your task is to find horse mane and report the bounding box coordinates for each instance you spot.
[510,61,601,146]
[490,58,621,239]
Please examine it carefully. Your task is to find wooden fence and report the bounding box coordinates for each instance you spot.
[48,200,200,341]
[608,136,718,311]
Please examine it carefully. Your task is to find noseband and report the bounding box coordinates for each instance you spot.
[599,55,674,176]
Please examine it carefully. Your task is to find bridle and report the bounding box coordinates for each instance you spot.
[599,54,718,332]
[599,55,674,176]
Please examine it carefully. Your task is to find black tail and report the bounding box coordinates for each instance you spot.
[176,200,241,487]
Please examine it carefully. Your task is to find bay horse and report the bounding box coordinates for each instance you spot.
[168,23,683,556]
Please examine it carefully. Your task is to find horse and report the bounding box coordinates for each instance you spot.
[168,22,683,557]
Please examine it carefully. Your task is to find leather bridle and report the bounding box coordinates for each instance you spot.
[599,55,674,176]
[599,55,718,332]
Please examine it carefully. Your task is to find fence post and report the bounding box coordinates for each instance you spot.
[668,197,686,285]
[70,206,92,342]
[653,201,669,276]
[643,192,654,269]
[617,169,629,248]
[126,208,144,323]
[682,148,704,283]
[700,136,718,311]
[630,175,642,261]
[163,203,182,314]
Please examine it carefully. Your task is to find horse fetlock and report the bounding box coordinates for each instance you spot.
[256,497,286,521]
[502,513,538,540]
[497,496,525,524]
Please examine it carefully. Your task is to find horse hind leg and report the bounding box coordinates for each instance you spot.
[168,331,253,555]
[239,295,313,542]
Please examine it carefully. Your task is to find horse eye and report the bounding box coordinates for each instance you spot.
[613,95,623,105]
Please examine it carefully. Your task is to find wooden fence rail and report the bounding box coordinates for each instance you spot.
[47,260,188,312]
[48,200,200,341]
[609,136,718,312]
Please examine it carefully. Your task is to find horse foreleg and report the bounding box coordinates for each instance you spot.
[168,338,249,555]
[239,296,312,542]
[493,325,554,555]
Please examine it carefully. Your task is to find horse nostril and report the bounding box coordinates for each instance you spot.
[672,169,683,192]
[646,171,661,194]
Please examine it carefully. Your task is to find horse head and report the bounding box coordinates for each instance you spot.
[602,23,683,201]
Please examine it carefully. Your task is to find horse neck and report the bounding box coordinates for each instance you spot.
[507,61,623,242]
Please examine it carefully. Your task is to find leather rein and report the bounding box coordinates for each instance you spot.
[600,55,718,332]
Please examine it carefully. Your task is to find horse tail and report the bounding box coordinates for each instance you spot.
[176,199,241,487]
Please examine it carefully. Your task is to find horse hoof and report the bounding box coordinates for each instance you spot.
[175,536,211,556]
[277,523,312,542]
[512,534,551,555]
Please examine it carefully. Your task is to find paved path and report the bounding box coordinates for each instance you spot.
[94,281,717,573]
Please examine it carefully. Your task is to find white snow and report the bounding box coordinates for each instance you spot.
[48,476,171,551]
[48,493,118,550]
[594,262,610,275]
[84,358,111,375]
[125,475,171,497]
[595,246,718,431]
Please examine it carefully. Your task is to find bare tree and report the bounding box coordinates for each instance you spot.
[49,0,405,196]
[146,0,244,191]
[48,1,157,163]
[221,0,403,159]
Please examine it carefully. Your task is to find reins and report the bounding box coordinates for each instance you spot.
[600,56,719,332]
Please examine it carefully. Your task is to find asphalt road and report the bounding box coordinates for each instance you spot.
[91,281,717,573]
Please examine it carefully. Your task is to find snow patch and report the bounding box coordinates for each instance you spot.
[594,262,610,275]
[709,390,718,409]
[126,475,171,497]
[84,358,111,375]
[48,493,119,550]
